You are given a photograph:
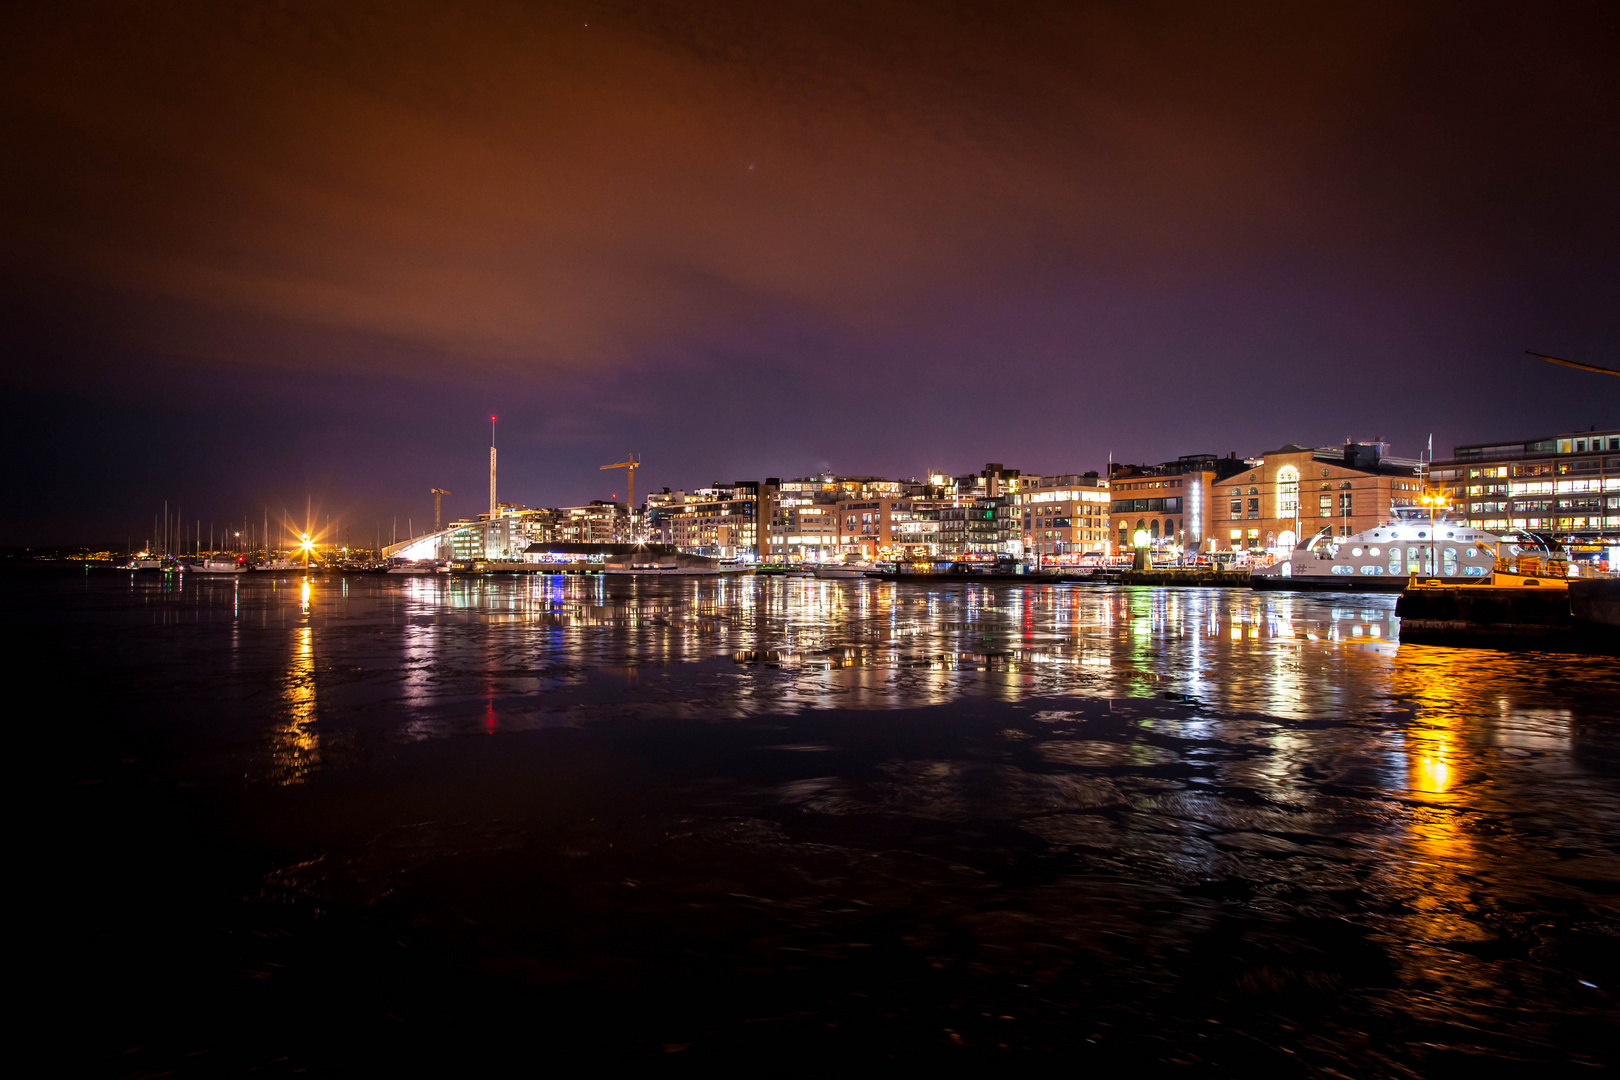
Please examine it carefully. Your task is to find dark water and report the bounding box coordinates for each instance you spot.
[23,569,1620,1072]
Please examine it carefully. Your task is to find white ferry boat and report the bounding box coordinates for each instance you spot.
[1252,509,1500,592]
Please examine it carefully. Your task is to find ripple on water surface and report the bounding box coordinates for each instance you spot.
[28,571,1620,1069]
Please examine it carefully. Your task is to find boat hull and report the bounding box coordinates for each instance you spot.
[1252,573,1468,593]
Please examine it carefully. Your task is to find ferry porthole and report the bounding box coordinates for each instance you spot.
[1369,546,1380,555]
[1351,547,1363,556]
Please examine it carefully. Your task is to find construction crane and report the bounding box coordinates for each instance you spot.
[1527,350,1620,377]
[430,489,452,531]
[600,454,641,542]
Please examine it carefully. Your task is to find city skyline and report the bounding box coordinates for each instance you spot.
[3,2,1617,544]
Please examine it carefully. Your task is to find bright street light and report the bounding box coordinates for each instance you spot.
[1418,490,1450,577]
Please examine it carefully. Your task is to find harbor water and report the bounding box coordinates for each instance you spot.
[22,569,1620,1072]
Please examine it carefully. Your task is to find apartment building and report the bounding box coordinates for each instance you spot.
[1429,427,1619,556]
[1014,473,1110,559]
[647,482,759,558]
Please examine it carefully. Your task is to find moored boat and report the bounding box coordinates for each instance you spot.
[188,556,250,574]
[1252,509,1499,591]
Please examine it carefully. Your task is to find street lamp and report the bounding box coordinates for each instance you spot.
[1418,491,1450,577]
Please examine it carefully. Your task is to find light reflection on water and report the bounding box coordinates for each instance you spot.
[38,569,1620,1066]
[105,573,1618,783]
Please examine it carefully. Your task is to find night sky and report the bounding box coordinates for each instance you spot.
[3,1,1616,545]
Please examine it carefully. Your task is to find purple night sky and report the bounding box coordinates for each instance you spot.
[2,1,1616,544]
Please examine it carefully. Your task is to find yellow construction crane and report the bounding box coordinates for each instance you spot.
[600,454,641,541]
[430,488,452,531]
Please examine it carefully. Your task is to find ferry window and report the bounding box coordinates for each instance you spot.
[1388,547,1402,574]
[1360,565,1381,575]
[1369,546,1380,555]
[1442,547,1458,575]
[1351,547,1363,556]
[1466,548,1477,558]
[1463,566,1486,576]
[1408,548,1423,574]
[1332,565,1354,575]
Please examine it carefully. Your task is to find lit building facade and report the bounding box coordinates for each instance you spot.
[828,497,945,559]
[1014,473,1110,559]
[1429,427,1619,557]
[1208,442,1424,553]
[554,501,632,545]
[646,482,759,558]
[767,474,913,561]
[939,495,1019,556]
[1108,454,1251,556]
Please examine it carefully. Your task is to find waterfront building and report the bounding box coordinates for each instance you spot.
[940,495,1020,557]
[770,497,840,560]
[1428,427,1619,559]
[767,474,915,561]
[555,501,632,545]
[1014,472,1110,560]
[646,482,759,559]
[827,496,945,560]
[509,507,565,545]
[390,515,521,562]
[1208,442,1425,554]
[890,497,945,557]
[1109,454,1251,556]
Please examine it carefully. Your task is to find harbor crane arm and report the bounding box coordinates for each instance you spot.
[1526,350,1620,377]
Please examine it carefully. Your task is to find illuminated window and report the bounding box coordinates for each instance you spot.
[1277,466,1299,518]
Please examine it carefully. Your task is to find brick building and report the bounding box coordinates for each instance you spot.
[1209,442,1424,553]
